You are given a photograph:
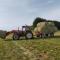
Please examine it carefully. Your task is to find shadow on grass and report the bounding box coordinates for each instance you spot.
[4,36,60,41]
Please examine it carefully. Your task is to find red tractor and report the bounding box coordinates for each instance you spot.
[12,26,33,40]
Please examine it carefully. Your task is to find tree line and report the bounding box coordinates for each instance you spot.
[33,17,60,30]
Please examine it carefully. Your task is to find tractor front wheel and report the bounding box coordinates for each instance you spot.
[25,32,33,39]
[13,33,19,40]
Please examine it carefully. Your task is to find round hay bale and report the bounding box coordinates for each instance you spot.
[34,27,38,35]
[37,22,41,27]
[34,27,38,32]
[37,22,46,27]
[37,27,42,32]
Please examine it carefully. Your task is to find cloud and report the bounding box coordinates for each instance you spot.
[0,0,60,30]
[43,8,60,20]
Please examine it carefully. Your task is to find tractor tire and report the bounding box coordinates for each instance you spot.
[25,32,33,39]
[13,33,19,40]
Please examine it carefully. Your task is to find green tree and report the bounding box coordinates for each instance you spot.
[47,20,60,30]
[33,17,46,28]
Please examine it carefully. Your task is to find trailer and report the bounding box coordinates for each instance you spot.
[34,22,57,38]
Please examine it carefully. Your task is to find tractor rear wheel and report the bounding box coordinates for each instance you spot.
[25,32,33,39]
[13,33,19,40]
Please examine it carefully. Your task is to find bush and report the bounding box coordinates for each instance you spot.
[0,30,7,39]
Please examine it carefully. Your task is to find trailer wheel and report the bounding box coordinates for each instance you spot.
[13,33,19,40]
[25,32,33,39]
[50,33,54,37]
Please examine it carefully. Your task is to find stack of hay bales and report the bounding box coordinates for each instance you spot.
[42,22,57,34]
[37,22,46,32]
[34,22,57,35]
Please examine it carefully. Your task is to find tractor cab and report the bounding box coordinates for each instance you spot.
[22,26,31,32]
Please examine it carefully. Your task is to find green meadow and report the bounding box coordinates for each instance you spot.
[0,31,60,60]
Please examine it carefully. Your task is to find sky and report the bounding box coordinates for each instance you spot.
[0,0,60,31]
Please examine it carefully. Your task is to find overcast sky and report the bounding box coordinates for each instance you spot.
[0,0,60,30]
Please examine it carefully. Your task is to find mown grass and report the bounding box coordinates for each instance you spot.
[0,31,60,60]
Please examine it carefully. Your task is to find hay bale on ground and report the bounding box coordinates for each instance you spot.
[6,33,13,39]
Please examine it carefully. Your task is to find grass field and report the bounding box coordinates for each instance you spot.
[0,31,60,60]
